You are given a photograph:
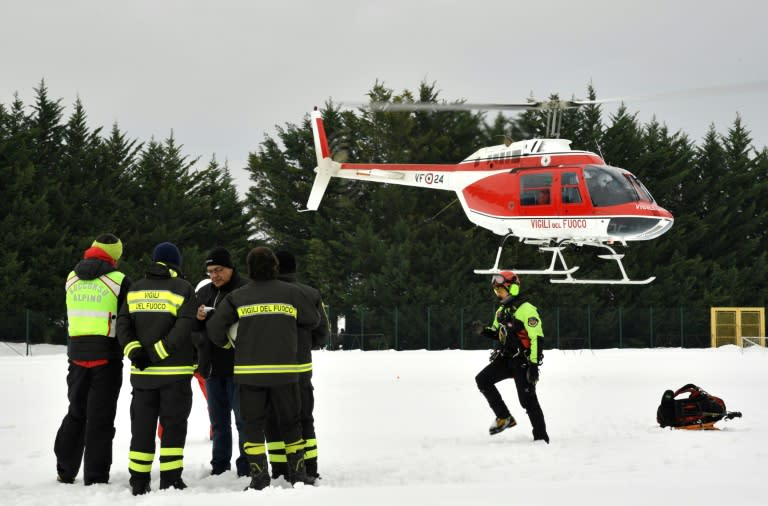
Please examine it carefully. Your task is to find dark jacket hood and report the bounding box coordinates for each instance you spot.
[74,257,116,280]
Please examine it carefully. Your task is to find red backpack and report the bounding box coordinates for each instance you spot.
[656,384,742,430]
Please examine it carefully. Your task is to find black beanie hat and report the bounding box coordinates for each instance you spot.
[152,242,182,267]
[275,250,296,274]
[205,247,234,269]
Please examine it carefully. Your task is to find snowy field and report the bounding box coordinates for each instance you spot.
[0,343,766,506]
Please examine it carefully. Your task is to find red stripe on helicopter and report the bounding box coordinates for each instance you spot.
[315,117,331,159]
[340,162,460,172]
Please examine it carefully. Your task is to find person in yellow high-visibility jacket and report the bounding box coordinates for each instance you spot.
[55,234,131,486]
[472,271,549,443]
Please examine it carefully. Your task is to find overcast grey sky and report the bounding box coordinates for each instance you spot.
[2,0,767,193]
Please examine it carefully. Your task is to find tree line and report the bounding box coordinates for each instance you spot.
[1,80,766,345]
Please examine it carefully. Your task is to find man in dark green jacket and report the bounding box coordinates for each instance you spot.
[117,242,197,495]
[207,246,320,491]
[472,271,549,443]
[55,233,131,486]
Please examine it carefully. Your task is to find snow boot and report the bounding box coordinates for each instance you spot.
[489,416,517,435]
[245,455,270,491]
[305,458,319,480]
[160,477,187,490]
[130,477,151,496]
[57,474,75,484]
[287,451,316,486]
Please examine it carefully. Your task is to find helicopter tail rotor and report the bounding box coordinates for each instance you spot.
[303,109,340,212]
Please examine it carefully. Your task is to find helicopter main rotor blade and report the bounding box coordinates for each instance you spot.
[358,101,539,112]
[338,79,768,113]
[568,80,768,106]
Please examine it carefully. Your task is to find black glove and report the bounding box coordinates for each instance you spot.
[131,348,151,371]
[526,363,539,385]
[471,320,484,336]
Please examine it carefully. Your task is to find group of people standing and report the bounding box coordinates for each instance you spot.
[54,234,329,495]
[53,234,550,496]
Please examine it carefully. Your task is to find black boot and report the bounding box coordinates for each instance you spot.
[305,458,319,480]
[271,462,287,480]
[130,477,151,496]
[245,455,270,491]
[160,477,187,490]
[287,451,316,486]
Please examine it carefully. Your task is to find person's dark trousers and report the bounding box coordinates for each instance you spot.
[265,373,317,478]
[510,359,547,439]
[206,375,248,476]
[128,380,192,488]
[475,354,547,438]
[240,383,303,478]
[54,360,123,484]
[265,403,287,478]
[298,373,318,477]
[475,355,515,419]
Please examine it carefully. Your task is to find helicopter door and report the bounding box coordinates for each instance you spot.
[518,172,553,215]
[558,170,590,215]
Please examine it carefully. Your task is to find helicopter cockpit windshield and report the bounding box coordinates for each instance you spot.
[584,165,655,207]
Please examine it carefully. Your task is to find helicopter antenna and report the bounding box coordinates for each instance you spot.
[595,140,606,163]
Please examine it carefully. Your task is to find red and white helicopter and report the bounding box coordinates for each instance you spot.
[303,99,674,285]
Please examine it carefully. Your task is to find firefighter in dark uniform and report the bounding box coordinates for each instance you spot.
[265,250,330,480]
[472,271,549,443]
[116,242,197,495]
[207,246,320,491]
[194,246,249,476]
[55,234,131,485]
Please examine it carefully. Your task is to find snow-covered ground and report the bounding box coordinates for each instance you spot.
[1,343,766,505]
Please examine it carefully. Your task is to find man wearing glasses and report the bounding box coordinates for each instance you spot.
[472,271,549,443]
[194,247,249,476]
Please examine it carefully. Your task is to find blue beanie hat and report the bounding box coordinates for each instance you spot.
[152,242,182,267]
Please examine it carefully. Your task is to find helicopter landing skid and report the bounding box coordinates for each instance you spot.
[474,236,654,285]
[474,245,579,277]
[550,249,655,285]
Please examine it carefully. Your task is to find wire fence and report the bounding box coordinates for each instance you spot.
[325,305,712,350]
[1,305,714,354]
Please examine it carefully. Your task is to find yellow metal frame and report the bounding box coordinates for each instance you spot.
[710,307,765,347]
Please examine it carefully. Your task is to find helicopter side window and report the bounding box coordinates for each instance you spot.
[584,166,638,207]
[520,172,552,206]
[561,171,582,204]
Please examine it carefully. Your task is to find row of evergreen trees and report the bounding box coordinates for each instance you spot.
[1,80,766,345]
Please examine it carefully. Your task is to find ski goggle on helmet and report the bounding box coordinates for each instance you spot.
[491,271,520,296]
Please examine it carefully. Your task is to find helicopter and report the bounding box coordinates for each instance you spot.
[302,98,674,285]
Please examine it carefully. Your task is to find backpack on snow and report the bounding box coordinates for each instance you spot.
[656,384,742,430]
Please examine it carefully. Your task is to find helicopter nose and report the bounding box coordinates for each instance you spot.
[607,216,674,240]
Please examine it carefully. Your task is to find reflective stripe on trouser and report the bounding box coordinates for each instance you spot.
[129,450,154,473]
[243,441,266,456]
[267,440,286,464]
[285,439,305,455]
[159,447,184,471]
[267,438,316,462]
[304,438,318,460]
